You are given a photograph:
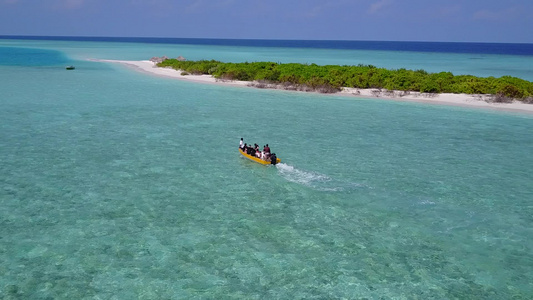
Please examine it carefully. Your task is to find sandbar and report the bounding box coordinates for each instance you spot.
[95,59,533,115]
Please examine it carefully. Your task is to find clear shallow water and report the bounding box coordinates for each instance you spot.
[1,40,532,299]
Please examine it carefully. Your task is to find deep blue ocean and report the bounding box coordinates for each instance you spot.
[4,35,533,56]
[1,36,532,299]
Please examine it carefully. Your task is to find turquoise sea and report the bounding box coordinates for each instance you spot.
[1,38,532,299]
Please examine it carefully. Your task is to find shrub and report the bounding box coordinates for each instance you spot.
[498,84,524,99]
[156,58,533,99]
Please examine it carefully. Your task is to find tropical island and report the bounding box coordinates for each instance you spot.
[156,58,533,104]
[93,57,533,114]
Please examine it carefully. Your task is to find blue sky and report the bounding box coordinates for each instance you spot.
[1,0,532,43]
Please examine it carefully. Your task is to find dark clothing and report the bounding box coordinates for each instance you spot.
[270,154,277,165]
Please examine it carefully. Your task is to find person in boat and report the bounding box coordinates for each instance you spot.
[270,153,277,165]
[264,144,270,154]
[263,144,271,161]
[254,144,261,158]
[260,146,266,160]
[239,138,244,150]
[242,143,248,153]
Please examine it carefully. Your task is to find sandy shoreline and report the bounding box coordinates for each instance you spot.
[94,59,533,114]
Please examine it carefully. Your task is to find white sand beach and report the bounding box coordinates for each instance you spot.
[96,59,533,114]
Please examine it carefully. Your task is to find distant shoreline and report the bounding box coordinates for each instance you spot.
[94,59,533,115]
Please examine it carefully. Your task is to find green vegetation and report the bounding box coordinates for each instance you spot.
[157,59,533,102]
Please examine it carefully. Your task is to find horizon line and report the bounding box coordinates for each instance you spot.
[1,35,533,45]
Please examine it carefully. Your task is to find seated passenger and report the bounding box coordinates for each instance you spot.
[264,144,270,154]
[263,144,271,160]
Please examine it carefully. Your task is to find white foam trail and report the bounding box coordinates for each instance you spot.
[276,163,364,191]
[276,163,330,184]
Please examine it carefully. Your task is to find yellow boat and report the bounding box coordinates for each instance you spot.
[239,148,280,165]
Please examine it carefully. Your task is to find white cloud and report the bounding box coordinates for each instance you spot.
[302,1,356,18]
[304,5,324,18]
[473,6,520,21]
[368,0,392,14]
[183,0,236,13]
[67,0,84,9]
[54,0,85,10]
[438,5,461,17]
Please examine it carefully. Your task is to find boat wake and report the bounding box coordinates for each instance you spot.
[276,163,364,192]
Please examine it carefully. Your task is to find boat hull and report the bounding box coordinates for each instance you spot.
[239,148,280,165]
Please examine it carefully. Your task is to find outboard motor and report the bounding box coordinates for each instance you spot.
[270,153,277,165]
